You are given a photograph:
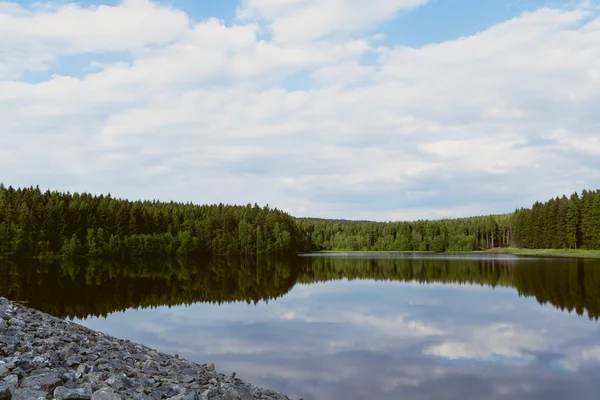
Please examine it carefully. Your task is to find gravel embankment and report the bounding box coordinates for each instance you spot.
[0,297,296,400]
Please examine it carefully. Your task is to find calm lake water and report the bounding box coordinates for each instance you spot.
[2,253,600,399]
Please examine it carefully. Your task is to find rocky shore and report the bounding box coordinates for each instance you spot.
[0,298,296,400]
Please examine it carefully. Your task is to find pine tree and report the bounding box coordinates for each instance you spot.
[566,192,580,249]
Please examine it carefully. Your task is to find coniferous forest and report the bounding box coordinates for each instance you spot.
[299,189,600,252]
[0,184,310,258]
[0,184,599,258]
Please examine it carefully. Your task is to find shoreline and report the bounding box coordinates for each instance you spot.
[0,297,296,400]
[484,247,600,259]
[305,248,600,259]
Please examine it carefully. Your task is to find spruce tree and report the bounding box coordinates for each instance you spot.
[566,192,580,249]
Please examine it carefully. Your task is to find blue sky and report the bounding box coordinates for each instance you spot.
[11,0,564,78]
[1,0,599,220]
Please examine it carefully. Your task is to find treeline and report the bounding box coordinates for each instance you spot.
[1,184,599,258]
[297,215,513,252]
[512,189,600,250]
[298,189,600,253]
[0,185,309,258]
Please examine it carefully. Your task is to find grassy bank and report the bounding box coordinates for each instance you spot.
[485,247,600,259]
[311,248,600,259]
[309,250,436,254]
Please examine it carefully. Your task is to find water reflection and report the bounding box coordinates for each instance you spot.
[1,254,600,399]
[2,254,599,320]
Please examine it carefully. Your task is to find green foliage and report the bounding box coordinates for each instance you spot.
[0,186,309,258]
[1,184,599,258]
[298,189,600,253]
[296,214,510,253]
[513,190,600,251]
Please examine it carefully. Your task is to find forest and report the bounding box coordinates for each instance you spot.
[0,184,599,258]
[298,189,600,252]
[0,184,310,258]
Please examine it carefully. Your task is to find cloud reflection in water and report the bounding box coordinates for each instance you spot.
[79,278,600,400]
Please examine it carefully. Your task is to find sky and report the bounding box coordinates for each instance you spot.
[1,0,599,221]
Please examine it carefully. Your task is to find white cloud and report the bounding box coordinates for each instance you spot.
[421,137,539,175]
[547,128,600,155]
[0,0,189,78]
[236,0,429,44]
[425,323,547,363]
[1,1,600,219]
[559,345,600,371]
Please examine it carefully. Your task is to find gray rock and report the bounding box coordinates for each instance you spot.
[19,371,62,391]
[0,298,295,400]
[54,386,93,399]
[91,387,122,400]
[155,386,180,398]
[8,369,23,380]
[180,375,195,384]
[0,385,10,400]
[168,392,199,400]
[105,374,134,390]
[2,376,17,387]
[224,386,254,400]
[10,388,47,400]
[66,356,82,367]
[130,394,154,400]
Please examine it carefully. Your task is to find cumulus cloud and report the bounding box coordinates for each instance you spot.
[0,0,189,78]
[236,0,429,44]
[1,0,599,219]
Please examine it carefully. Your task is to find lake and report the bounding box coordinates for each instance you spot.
[2,253,600,399]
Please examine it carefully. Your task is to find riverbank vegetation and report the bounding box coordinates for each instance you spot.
[0,184,598,258]
[485,247,600,259]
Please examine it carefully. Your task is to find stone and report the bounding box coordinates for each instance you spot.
[0,386,10,400]
[224,386,254,400]
[54,386,93,399]
[180,375,195,384]
[10,388,47,400]
[19,371,62,391]
[168,392,199,400]
[130,394,154,400]
[8,369,23,380]
[76,364,91,374]
[0,298,294,400]
[2,376,17,387]
[105,374,134,390]
[66,356,83,367]
[91,387,122,400]
[155,386,179,398]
